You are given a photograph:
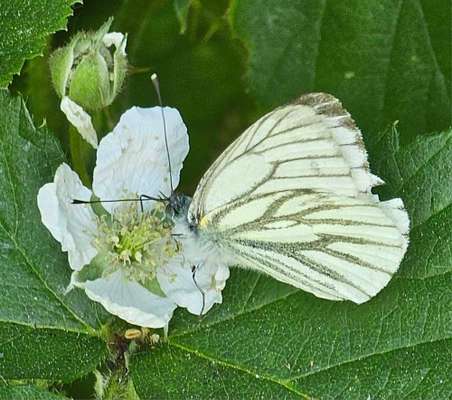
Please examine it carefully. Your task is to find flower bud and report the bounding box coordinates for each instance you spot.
[49,18,128,111]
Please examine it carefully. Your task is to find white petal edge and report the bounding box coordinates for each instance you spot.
[82,270,177,328]
[157,257,230,316]
[102,32,127,55]
[92,106,189,213]
[37,163,98,270]
[60,97,98,149]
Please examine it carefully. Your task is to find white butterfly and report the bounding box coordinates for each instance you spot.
[172,93,409,304]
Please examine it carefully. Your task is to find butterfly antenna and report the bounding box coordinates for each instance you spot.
[72,196,166,213]
[151,73,174,194]
[72,196,163,205]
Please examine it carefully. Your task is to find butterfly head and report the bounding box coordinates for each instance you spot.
[166,192,191,219]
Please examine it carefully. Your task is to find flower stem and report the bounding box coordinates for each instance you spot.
[69,126,94,186]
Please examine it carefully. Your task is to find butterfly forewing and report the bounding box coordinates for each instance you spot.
[189,93,409,303]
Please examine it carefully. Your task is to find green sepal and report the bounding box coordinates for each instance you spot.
[111,34,128,100]
[48,45,74,98]
[48,16,127,110]
[92,17,114,47]
[77,254,109,283]
[72,32,91,57]
[142,276,166,297]
[95,368,140,400]
[90,194,110,219]
[69,52,110,111]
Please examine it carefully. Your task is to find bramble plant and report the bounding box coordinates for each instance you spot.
[0,1,451,399]
[49,18,128,148]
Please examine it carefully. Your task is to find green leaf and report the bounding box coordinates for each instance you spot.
[112,0,253,194]
[0,90,108,381]
[0,385,69,400]
[11,45,70,150]
[130,128,452,399]
[16,0,254,193]
[0,0,80,88]
[173,0,192,34]
[230,0,452,141]
[369,127,452,280]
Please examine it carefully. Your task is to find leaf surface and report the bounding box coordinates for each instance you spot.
[0,0,79,87]
[230,0,452,141]
[0,385,69,400]
[131,128,452,399]
[0,91,107,381]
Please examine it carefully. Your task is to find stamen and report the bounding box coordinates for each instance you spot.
[93,203,180,283]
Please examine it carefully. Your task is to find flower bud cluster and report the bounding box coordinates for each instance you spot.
[50,18,128,111]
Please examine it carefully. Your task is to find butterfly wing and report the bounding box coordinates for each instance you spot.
[189,93,409,303]
[196,189,408,303]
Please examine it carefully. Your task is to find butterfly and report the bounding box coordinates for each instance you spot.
[169,92,409,304]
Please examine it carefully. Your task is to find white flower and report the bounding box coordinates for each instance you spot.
[37,106,230,328]
[37,162,97,270]
[60,97,98,148]
[51,19,128,149]
[102,32,127,55]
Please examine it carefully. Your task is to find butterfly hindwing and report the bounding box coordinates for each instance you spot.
[189,93,409,303]
[204,190,408,303]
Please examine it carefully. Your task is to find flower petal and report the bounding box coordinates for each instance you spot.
[92,106,189,212]
[102,32,127,55]
[157,257,230,316]
[60,97,98,148]
[37,163,98,270]
[82,270,177,328]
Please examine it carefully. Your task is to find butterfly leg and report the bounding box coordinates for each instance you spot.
[159,191,169,201]
[138,194,147,212]
[191,264,206,316]
[139,194,164,212]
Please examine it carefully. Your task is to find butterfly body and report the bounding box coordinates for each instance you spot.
[177,93,409,304]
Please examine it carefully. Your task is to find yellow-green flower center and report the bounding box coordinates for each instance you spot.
[94,203,178,283]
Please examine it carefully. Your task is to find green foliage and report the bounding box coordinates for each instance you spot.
[113,0,252,194]
[230,0,452,141]
[0,385,69,400]
[16,0,253,194]
[2,0,451,398]
[370,127,452,280]
[130,128,452,399]
[173,0,192,33]
[0,91,108,381]
[0,0,79,87]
